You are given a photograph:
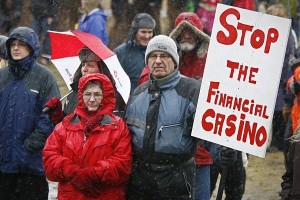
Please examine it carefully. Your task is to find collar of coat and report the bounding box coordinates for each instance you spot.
[169,21,210,59]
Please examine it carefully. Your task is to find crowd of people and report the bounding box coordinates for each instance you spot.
[0,0,300,200]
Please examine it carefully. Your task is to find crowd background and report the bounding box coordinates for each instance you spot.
[1,0,300,199]
[2,0,299,51]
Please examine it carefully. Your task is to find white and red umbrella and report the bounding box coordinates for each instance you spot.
[49,30,130,103]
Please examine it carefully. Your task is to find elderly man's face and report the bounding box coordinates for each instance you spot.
[136,29,154,47]
[10,40,31,60]
[178,28,197,52]
[148,51,175,79]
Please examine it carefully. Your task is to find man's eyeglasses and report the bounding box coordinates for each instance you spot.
[148,54,170,61]
[83,92,103,100]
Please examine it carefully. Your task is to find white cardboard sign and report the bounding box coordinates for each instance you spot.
[191,4,291,158]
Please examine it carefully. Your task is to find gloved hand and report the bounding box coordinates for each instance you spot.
[24,131,48,153]
[62,160,80,180]
[44,97,64,124]
[218,147,237,167]
[70,167,101,197]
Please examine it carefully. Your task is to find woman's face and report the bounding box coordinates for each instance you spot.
[81,61,101,76]
[82,84,103,112]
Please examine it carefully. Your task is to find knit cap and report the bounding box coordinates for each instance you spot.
[0,35,8,59]
[131,13,156,30]
[127,13,156,42]
[78,47,101,62]
[145,35,179,67]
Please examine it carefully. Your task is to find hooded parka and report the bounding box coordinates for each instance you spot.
[43,74,132,200]
[0,27,60,175]
[169,12,210,79]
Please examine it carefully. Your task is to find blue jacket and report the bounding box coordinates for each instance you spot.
[77,8,109,46]
[0,27,60,175]
[125,69,215,163]
[114,41,147,94]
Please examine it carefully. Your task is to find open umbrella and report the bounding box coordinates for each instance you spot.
[48,30,130,103]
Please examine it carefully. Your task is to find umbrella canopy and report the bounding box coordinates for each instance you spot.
[49,30,130,103]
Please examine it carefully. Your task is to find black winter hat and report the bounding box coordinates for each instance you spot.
[0,35,8,59]
[127,13,156,42]
[131,13,156,30]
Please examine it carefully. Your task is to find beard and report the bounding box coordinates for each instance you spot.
[179,42,196,52]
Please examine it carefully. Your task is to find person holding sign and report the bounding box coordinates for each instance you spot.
[171,12,245,200]
[266,3,296,153]
[125,35,237,200]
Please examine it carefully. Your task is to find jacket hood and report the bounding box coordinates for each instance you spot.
[169,12,210,58]
[6,27,40,60]
[74,73,116,118]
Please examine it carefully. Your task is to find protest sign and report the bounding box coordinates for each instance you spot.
[191,4,291,157]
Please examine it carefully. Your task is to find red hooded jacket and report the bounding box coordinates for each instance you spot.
[43,74,132,200]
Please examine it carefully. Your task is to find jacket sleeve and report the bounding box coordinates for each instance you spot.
[43,124,79,182]
[93,119,132,185]
[36,69,61,135]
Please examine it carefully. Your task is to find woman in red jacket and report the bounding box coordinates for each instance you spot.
[43,73,132,200]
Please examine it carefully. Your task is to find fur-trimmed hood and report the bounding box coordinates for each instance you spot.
[169,12,210,58]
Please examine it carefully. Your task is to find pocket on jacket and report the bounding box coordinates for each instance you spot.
[157,161,195,197]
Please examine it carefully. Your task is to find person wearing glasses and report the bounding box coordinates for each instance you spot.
[43,73,132,200]
[44,46,126,125]
[0,27,60,200]
[137,13,214,200]
[125,35,236,200]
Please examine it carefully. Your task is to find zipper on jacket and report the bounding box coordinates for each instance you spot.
[158,123,182,138]
[183,172,192,198]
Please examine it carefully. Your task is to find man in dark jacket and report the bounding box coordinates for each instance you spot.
[0,0,22,34]
[29,0,58,62]
[171,12,246,200]
[114,13,156,94]
[0,26,60,200]
[125,35,236,200]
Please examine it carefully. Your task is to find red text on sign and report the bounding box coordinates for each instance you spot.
[226,60,259,84]
[217,7,279,54]
[201,108,267,147]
